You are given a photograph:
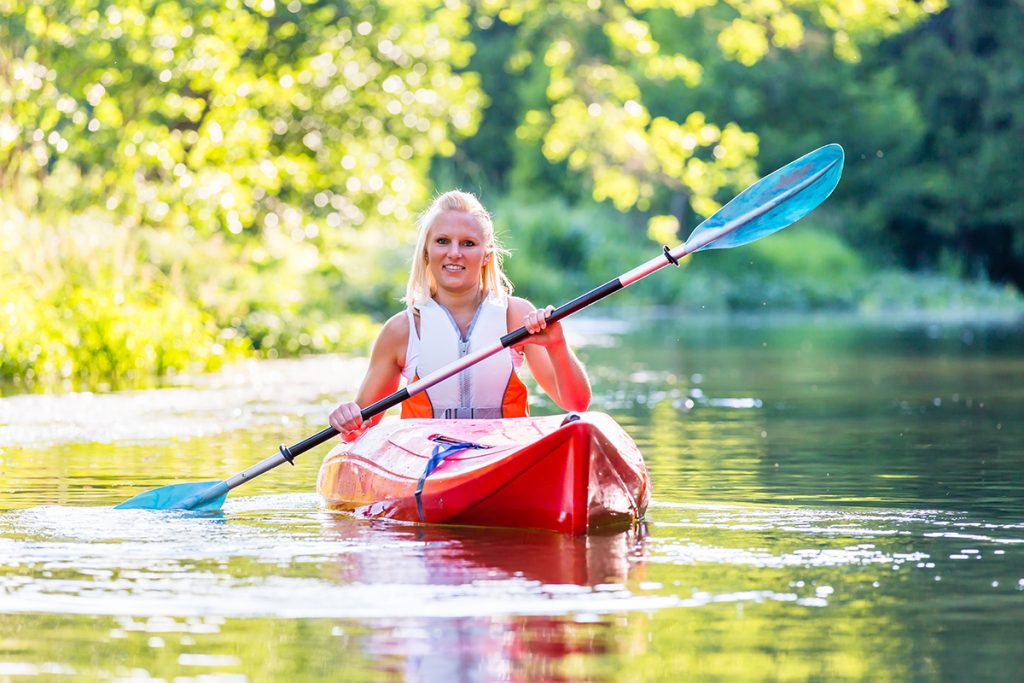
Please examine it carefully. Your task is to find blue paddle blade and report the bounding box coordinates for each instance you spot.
[685,143,844,252]
[115,480,229,512]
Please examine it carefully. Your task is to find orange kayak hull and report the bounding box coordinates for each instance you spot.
[316,412,650,535]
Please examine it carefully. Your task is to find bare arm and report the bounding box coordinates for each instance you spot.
[328,312,408,440]
[508,297,591,412]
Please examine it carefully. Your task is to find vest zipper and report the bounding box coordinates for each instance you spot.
[459,338,470,413]
[434,298,486,418]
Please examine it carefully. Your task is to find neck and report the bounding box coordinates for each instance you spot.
[433,285,485,314]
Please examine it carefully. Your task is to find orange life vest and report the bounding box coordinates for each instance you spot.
[399,297,529,419]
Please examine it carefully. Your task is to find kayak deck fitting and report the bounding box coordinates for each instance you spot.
[317,412,650,535]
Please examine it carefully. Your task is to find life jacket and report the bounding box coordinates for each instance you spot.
[400,296,529,419]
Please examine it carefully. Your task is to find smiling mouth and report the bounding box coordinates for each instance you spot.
[443,264,465,271]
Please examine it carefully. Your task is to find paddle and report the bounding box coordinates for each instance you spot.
[116,143,844,512]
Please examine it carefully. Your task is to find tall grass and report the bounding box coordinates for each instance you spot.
[0,207,246,388]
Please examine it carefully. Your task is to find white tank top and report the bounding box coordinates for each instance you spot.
[402,296,525,419]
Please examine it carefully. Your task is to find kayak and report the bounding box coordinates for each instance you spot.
[316,412,650,534]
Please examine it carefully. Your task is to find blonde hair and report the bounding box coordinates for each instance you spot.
[403,190,512,307]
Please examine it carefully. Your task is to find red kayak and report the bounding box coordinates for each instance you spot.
[317,412,650,534]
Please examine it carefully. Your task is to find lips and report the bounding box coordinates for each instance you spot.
[443,264,465,271]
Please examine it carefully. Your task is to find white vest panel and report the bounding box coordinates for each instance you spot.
[414,297,514,419]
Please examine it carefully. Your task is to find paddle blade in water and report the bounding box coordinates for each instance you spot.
[685,143,844,252]
[115,481,228,512]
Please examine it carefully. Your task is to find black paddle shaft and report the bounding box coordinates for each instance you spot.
[499,278,625,348]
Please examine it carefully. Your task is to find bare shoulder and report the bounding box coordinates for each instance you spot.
[506,296,535,318]
[379,310,410,341]
[374,310,411,363]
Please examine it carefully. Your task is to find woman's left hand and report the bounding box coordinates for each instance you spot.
[521,305,564,347]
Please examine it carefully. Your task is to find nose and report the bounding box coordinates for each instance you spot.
[447,242,461,258]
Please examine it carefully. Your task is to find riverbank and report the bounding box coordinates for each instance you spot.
[3,202,1021,392]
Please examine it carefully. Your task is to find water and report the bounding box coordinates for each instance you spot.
[1,312,1023,681]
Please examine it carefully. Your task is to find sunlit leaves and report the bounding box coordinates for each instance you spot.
[646,214,681,245]
[770,12,805,48]
[0,0,486,379]
[0,206,247,384]
[485,0,943,230]
[625,0,718,16]
[0,0,482,243]
[717,18,770,66]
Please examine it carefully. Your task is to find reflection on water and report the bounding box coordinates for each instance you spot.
[4,492,1021,680]
[1,313,1024,680]
[0,496,665,620]
[322,516,643,588]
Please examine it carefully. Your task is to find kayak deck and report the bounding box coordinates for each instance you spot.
[316,412,650,534]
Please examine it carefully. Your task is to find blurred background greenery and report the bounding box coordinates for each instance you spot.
[2,0,1021,388]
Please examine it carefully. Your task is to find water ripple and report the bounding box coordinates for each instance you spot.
[0,356,365,447]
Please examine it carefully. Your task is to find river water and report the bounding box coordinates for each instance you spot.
[1,312,1022,681]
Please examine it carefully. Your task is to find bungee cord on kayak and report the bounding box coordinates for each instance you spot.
[415,438,491,522]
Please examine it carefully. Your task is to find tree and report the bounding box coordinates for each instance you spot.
[470,0,945,242]
[0,0,482,246]
[0,0,491,380]
[878,0,1024,286]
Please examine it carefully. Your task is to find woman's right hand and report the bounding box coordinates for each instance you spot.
[328,401,367,442]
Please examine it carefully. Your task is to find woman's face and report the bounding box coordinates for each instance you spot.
[426,210,490,297]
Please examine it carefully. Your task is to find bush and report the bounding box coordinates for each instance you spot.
[692,227,867,310]
[859,271,1023,313]
[0,208,247,387]
[494,195,660,304]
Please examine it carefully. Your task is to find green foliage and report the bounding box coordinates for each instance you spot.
[859,271,1023,314]
[875,0,1024,288]
[695,226,1021,312]
[0,0,478,383]
[4,0,1017,387]
[495,194,663,305]
[0,208,246,386]
[473,0,944,219]
[698,228,868,310]
[496,196,1019,314]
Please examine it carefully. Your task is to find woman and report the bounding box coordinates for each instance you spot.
[328,190,591,441]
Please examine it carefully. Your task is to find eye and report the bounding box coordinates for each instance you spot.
[461,240,476,247]
[435,237,450,245]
